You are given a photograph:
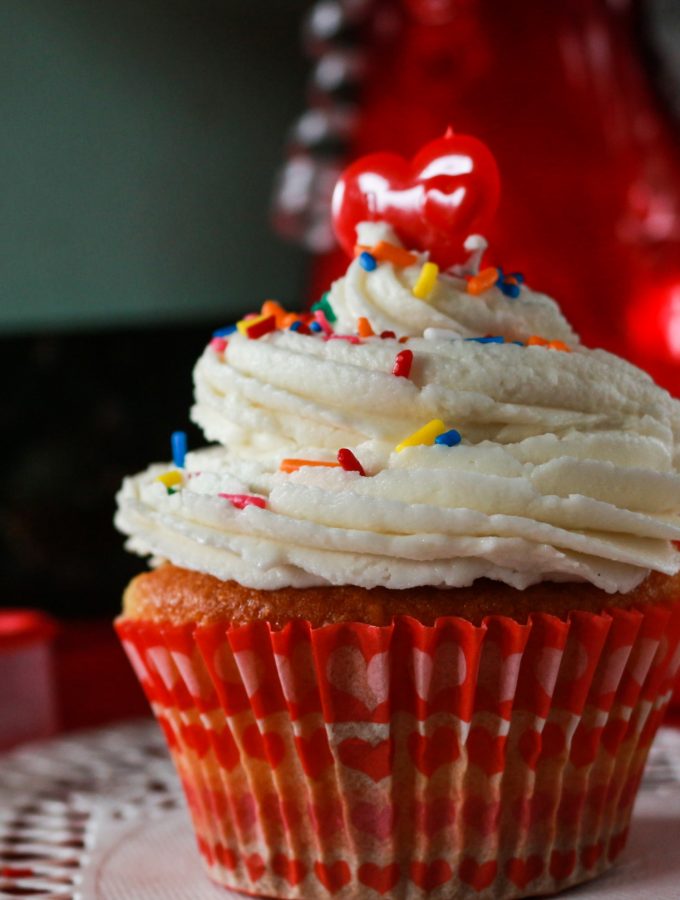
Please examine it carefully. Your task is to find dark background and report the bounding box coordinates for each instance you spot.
[1,0,309,619]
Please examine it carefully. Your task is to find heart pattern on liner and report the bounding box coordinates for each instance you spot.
[116,598,680,899]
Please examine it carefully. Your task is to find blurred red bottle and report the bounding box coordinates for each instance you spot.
[309,0,680,394]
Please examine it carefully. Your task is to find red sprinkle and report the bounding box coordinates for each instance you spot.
[380,330,396,339]
[328,334,361,344]
[210,337,227,353]
[337,448,366,476]
[313,309,333,336]
[246,315,276,339]
[219,493,267,510]
[392,349,413,378]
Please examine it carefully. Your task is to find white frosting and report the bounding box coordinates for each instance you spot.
[115,227,680,593]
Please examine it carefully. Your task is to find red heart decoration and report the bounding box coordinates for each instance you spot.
[409,859,452,891]
[506,855,544,890]
[407,726,460,776]
[332,130,500,269]
[358,863,401,895]
[314,860,352,894]
[215,844,237,870]
[338,737,393,782]
[245,852,265,883]
[569,724,603,768]
[295,727,334,780]
[242,723,286,769]
[272,853,307,886]
[581,842,604,870]
[466,726,507,775]
[211,726,240,771]
[549,849,576,882]
[601,718,628,756]
[196,835,214,865]
[179,723,211,758]
[156,715,179,750]
[459,857,498,891]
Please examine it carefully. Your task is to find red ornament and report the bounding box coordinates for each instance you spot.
[331,129,501,269]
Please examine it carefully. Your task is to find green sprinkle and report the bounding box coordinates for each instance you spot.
[311,292,336,323]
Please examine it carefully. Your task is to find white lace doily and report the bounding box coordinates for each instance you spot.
[1,719,679,899]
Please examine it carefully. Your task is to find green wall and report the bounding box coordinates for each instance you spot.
[0,0,310,333]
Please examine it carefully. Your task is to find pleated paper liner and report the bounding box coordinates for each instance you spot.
[116,598,680,899]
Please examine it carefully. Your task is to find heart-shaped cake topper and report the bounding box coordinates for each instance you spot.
[331,128,500,269]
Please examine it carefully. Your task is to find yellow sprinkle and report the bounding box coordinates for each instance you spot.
[237,314,267,335]
[156,470,183,487]
[395,419,446,453]
[412,262,439,300]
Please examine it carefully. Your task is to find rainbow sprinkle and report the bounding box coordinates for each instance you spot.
[359,252,377,272]
[156,470,183,488]
[467,267,499,295]
[395,419,447,453]
[313,309,334,336]
[237,314,265,335]
[260,300,288,327]
[392,349,413,378]
[213,324,237,337]
[357,317,374,338]
[171,431,187,468]
[219,493,267,510]
[280,458,342,473]
[413,262,439,300]
[311,293,336,323]
[210,336,227,353]
[435,429,462,447]
[465,335,505,344]
[337,448,365,476]
[245,315,276,339]
[528,335,571,352]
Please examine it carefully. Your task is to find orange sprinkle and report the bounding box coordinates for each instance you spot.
[467,267,499,295]
[548,340,571,352]
[357,317,374,338]
[527,335,549,346]
[281,312,300,328]
[261,299,287,327]
[354,244,370,257]
[279,458,342,474]
[372,241,418,267]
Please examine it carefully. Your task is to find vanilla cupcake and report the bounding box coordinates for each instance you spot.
[116,214,680,899]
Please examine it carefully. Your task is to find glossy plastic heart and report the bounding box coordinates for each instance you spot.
[331,131,500,269]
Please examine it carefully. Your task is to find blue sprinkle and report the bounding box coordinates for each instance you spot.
[310,321,323,332]
[465,336,505,344]
[289,321,303,332]
[512,340,525,346]
[171,430,187,468]
[435,429,462,447]
[359,252,377,272]
[500,282,521,299]
[213,324,237,337]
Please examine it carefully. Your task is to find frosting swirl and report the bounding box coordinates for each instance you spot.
[116,227,680,594]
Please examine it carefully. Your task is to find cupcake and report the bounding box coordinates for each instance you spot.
[115,133,680,899]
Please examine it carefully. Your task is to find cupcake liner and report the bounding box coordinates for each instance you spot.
[116,598,680,899]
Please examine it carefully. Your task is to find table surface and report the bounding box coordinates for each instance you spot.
[1,720,680,899]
